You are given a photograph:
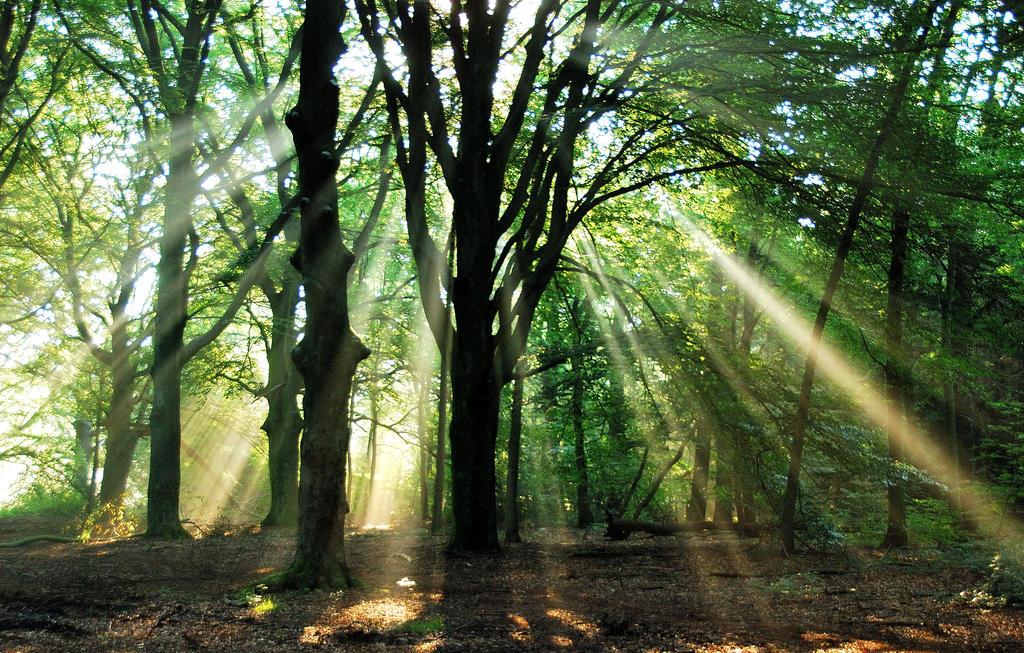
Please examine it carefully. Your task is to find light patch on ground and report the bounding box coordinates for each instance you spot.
[544,608,598,636]
[801,632,891,651]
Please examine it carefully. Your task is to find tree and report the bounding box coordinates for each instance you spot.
[265,0,372,589]
[212,13,303,527]
[882,206,910,547]
[102,0,294,538]
[779,0,955,553]
[356,0,714,551]
[0,0,65,199]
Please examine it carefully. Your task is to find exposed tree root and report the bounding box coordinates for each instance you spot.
[0,534,78,547]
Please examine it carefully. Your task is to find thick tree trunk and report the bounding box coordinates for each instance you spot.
[445,174,502,550]
[504,368,524,543]
[431,321,451,534]
[97,342,139,508]
[265,0,368,590]
[882,208,910,548]
[98,420,137,507]
[286,329,365,587]
[260,280,302,529]
[447,316,500,551]
[146,113,194,540]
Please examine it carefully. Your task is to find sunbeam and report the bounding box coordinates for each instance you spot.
[668,207,1023,542]
[178,392,267,529]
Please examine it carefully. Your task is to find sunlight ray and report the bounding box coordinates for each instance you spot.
[572,234,696,453]
[670,209,1023,541]
[178,392,266,528]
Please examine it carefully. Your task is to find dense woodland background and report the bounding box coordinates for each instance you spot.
[0,0,1023,596]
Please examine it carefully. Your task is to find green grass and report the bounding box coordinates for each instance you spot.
[0,485,84,518]
[395,614,445,635]
[253,597,278,614]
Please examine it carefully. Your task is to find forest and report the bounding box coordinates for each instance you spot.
[1,0,1023,650]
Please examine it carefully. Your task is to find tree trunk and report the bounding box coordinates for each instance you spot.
[503,367,524,543]
[739,239,761,355]
[571,354,593,528]
[447,302,500,551]
[431,319,450,534]
[73,417,94,502]
[733,237,762,530]
[882,207,910,548]
[779,5,939,552]
[417,375,430,526]
[97,333,140,508]
[633,437,688,520]
[145,112,194,540]
[357,390,379,527]
[443,168,502,550]
[944,236,973,518]
[265,0,368,590]
[260,278,303,528]
[686,427,712,522]
[712,443,735,524]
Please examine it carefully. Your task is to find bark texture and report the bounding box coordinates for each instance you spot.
[270,0,369,588]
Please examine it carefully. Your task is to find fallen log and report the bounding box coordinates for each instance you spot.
[605,519,683,540]
[605,519,769,540]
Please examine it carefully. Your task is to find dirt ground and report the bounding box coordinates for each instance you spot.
[1,516,1022,652]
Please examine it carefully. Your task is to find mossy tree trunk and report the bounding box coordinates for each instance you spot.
[268,0,369,589]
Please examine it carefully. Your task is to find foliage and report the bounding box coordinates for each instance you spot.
[0,0,1021,565]
[65,500,139,539]
[960,541,1024,608]
[906,498,966,549]
[0,481,84,518]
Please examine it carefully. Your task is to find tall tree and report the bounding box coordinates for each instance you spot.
[356,0,714,550]
[779,0,953,552]
[266,0,371,589]
[131,0,224,539]
[217,13,303,528]
[882,206,910,547]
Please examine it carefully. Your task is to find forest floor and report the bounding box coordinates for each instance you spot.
[1,516,1023,652]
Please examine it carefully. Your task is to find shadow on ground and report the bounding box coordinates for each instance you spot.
[1,517,1022,651]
